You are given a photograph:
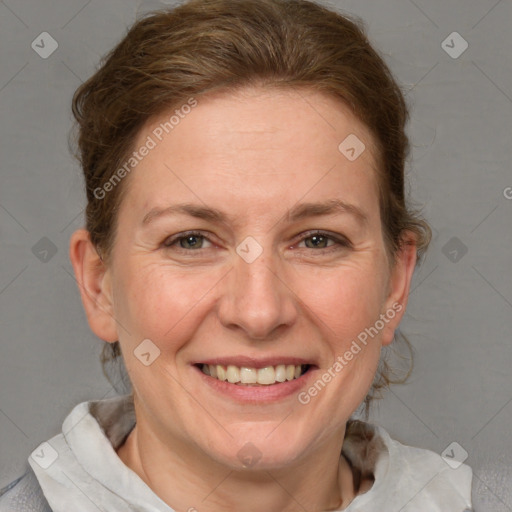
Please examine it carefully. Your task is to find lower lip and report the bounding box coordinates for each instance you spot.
[192,365,315,403]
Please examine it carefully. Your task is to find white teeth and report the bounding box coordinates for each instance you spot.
[226,365,240,383]
[217,365,227,381]
[275,364,286,382]
[201,363,307,385]
[257,366,275,385]
[240,367,257,384]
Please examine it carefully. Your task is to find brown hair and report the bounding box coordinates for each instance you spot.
[71,0,431,417]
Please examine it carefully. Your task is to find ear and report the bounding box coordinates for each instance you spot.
[69,228,118,342]
[380,231,418,346]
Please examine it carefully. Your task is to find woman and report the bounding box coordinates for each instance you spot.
[0,0,473,510]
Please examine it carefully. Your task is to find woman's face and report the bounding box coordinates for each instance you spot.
[79,87,414,469]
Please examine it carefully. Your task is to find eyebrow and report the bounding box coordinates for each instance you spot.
[141,199,369,226]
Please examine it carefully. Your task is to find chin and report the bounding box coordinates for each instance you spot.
[201,428,312,471]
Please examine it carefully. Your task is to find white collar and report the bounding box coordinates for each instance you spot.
[28,393,473,512]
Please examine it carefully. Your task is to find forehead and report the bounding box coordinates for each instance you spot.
[142,86,377,157]
[122,87,381,222]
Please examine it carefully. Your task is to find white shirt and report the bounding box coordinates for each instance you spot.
[18,394,473,511]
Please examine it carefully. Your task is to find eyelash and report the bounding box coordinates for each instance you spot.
[162,230,352,253]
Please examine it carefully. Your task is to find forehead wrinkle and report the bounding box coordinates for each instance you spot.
[141,199,368,231]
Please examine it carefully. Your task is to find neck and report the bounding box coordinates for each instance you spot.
[116,415,358,512]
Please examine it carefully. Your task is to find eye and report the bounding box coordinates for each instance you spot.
[161,230,351,254]
[163,231,213,250]
[296,231,351,251]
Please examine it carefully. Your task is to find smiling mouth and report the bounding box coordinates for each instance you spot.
[197,363,311,386]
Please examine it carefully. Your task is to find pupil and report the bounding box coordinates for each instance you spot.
[309,235,325,248]
[184,236,200,248]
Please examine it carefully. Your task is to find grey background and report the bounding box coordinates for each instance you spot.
[0,0,511,509]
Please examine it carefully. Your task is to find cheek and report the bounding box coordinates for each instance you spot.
[112,243,389,355]
[114,263,221,345]
[296,262,388,342]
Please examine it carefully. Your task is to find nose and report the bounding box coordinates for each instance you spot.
[216,248,298,340]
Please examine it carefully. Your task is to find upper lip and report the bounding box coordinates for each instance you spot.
[193,356,316,369]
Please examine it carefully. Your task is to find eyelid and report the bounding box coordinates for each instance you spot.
[162,230,215,248]
[163,229,352,251]
[292,230,352,249]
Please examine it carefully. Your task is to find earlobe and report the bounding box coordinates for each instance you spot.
[381,233,418,346]
[69,229,118,342]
